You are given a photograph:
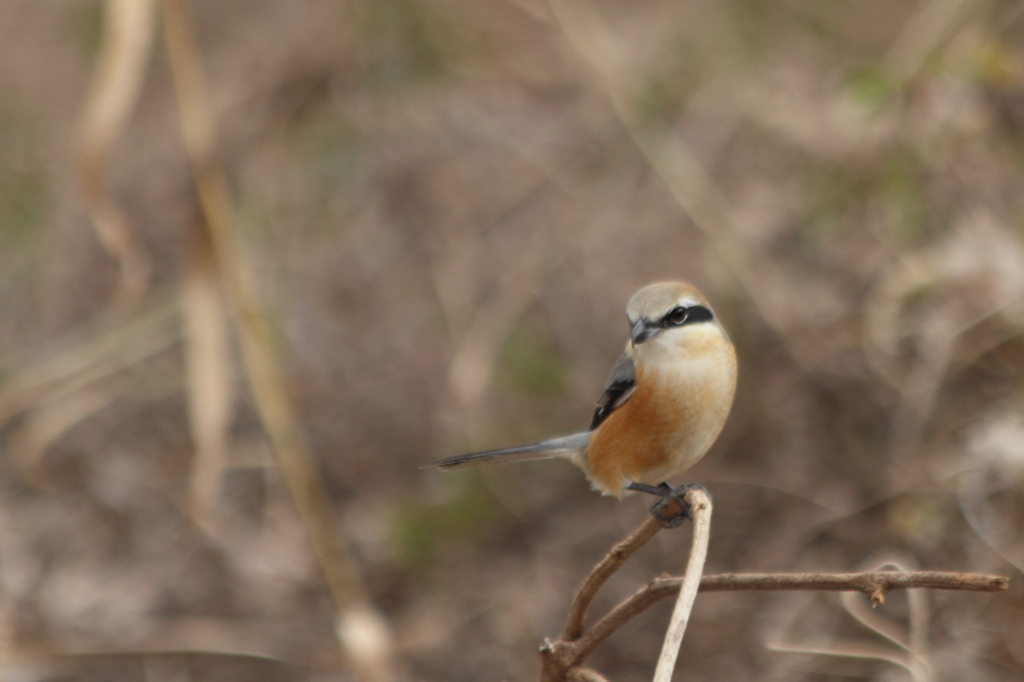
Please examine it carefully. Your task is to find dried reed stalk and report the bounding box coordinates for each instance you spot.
[79,0,156,307]
[160,1,395,678]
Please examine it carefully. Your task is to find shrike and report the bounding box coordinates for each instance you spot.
[432,282,736,525]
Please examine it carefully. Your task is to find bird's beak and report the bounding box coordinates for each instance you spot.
[631,319,659,345]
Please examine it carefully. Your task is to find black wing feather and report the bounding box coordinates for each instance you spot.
[590,351,636,429]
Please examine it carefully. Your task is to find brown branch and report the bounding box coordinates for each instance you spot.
[562,498,688,642]
[541,508,1010,682]
[698,571,1009,597]
[562,517,664,641]
[573,570,1008,665]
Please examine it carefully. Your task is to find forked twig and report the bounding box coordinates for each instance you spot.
[539,501,1009,682]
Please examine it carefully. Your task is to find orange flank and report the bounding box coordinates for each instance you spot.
[585,366,686,496]
[583,327,736,498]
[586,388,662,495]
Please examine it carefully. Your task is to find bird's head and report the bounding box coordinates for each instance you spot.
[625,282,729,360]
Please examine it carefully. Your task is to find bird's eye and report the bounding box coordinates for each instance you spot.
[668,306,689,325]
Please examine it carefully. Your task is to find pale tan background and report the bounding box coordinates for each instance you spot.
[0,0,1023,680]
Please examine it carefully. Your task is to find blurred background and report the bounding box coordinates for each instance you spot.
[1,0,1023,680]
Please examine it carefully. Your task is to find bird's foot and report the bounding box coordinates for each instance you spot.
[626,482,710,529]
[625,481,673,497]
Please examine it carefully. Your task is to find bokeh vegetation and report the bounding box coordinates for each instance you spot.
[0,0,1022,680]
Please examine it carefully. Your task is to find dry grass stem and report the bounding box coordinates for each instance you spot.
[0,301,180,477]
[78,0,156,307]
[0,302,179,422]
[6,0,1024,678]
[765,641,930,681]
[160,0,395,677]
[546,0,805,364]
[11,388,111,477]
[182,230,233,524]
[886,0,977,80]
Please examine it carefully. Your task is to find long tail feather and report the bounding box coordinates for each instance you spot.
[433,432,591,470]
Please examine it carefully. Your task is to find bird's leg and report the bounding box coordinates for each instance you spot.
[626,482,710,529]
[625,481,673,497]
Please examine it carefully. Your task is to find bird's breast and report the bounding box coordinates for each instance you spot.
[583,339,736,497]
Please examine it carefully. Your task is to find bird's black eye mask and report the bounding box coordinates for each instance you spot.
[629,304,714,345]
[656,304,713,328]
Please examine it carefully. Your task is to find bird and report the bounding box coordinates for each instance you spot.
[432,282,736,524]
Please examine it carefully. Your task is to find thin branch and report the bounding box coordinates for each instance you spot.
[654,489,712,682]
[581,570,1009,658]
[697,572,1008,597]
[563,517,664,640]
[541,500,688,682]
[540,504,1009,682]
[550,570,1008,681]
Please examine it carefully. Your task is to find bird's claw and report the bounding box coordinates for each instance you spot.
[648,483,710,529]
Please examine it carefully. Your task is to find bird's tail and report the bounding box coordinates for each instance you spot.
[432,432,591,470]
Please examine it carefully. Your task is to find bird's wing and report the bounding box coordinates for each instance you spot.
[590,348,636,429]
